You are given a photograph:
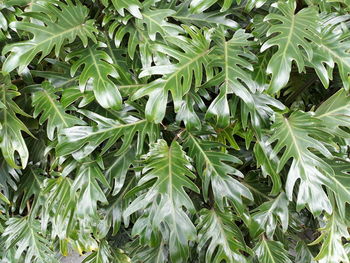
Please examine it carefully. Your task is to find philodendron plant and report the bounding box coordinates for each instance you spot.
[1,0,350,262]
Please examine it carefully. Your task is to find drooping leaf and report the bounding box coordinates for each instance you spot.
[0,78,32,168]
[124,140,199,263]
[182,131,252,213]
[269,111,334,215]
[262,1,319,93]
[197,208,248,263]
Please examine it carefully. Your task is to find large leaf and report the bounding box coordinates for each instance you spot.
[0,79,32,168]
[124,140,199,263]
[269,111,334,215]
[2,217,59,263]
[2,1,97,73]
[182,131,252,213]
[254,239,292,263]
[206,29,256,127]
[197,208,248,263]
[261,1,319,93]
[132,26,213,123]
[31,82,85,140]
[57,110,159,160]
[67,42,123,109]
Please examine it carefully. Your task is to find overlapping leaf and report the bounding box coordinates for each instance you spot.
[124,140,199,263]
[132,26,213,123]
[67,43,122,109]
[57,110,159,160]
[262,1,319,93]
[197,208,248,263]
[31,82,84,140]
[182,131,252,213]
[0,79,32,168]
[269,111,334,215]
[2,0,97,73]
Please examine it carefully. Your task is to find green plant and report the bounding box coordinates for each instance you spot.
[1,0,350,262]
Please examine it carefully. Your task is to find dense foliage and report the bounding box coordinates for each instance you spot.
[1,0,350,262]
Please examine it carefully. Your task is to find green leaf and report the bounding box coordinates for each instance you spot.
[250,192,289,238]
[2,1,97,73]
[173,1,238,28]
[309,14,350,90]
[132,26,213,123]
[40,175,76,239]
[72,160,109,220]
[0,80,32,168]
[190,0,235,13]
[206,29,256,127]
[197,208,248,263]
[31,82,85,140]
[269,111,334,215]
[57,110,159,160]
[182,132,252,213]
[14,167,43,213]
[262,1,319,93]
[140,8,183,41]
[253,138,282,195]
[124,140,199,263]
[310,213,350,263]
[82,240,130,263]
[105,146,136,196]
[2,217,59,263]
[102,0,142,19]
[67,42,123,109]
[108,15,153,67]
[315,88,350,139]
[295,241,316,263]
[322,159,350,217]
[254,239,292,263]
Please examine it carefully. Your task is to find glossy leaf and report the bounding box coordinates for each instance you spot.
[262,1,319,93]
